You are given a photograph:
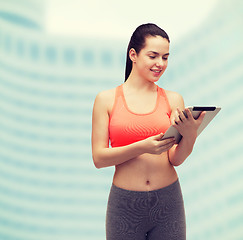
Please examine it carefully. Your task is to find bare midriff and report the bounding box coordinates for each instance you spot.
[113,152,178,191]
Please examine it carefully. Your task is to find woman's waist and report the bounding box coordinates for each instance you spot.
[113,153,178,191]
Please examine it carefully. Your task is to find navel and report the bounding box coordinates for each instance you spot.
[146,180,150,185]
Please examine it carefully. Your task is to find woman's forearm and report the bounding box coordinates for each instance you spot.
[168,135,197,166]
[92,141,145,169]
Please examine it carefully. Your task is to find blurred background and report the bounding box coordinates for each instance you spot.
[0,0,242,239]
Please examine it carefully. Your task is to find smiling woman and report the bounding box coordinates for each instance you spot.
[124,24,170,81]
[92,23,206,240]
[126,36,170,82]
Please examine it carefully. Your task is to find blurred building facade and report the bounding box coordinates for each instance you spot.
[0,0,242,239]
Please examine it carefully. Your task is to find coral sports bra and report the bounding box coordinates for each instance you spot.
[109,84,171,148]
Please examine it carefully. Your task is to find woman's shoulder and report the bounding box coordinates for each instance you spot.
[94,87,117,111]
[164,89,184,109]
[164,89,183,100]
[95,87,116,102]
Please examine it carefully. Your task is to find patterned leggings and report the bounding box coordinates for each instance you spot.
[106,179,186,240]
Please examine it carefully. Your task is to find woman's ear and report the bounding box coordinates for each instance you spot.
[129,48,137,63]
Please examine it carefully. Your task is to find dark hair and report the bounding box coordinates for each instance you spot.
[125,23,170,82]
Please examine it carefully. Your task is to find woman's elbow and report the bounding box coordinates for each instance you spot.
[92,147,112,169]
[92,153,106,169]
[92,155,102,169]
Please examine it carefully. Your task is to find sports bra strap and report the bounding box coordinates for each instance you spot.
[116,84,123,97]
[158,87,171,116]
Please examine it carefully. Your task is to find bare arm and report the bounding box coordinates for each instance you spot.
[91,90,175,169]
[166,92,205,166]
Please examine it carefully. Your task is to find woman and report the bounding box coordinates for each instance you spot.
[92,23,205,240]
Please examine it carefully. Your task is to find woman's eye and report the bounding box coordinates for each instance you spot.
[163,57,168,60]
[149,56,156,59]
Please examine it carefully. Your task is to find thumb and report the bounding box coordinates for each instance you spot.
[198,111,206,122]
[154,132,164,140]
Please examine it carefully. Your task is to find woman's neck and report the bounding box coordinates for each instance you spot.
[125,71,156,92]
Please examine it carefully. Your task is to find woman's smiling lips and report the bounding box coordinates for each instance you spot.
[150,69,162,76]
[151,69,162,72]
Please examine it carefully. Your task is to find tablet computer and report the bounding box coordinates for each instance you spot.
[161,106,221,144]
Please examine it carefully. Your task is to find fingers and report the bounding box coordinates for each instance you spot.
[145,135,175,155]
[159,137,175,147]
[174,108,195,126]
[184,108,194,120]
[178,108,187,119]
[158,139,175,152]
[173,108,185,126]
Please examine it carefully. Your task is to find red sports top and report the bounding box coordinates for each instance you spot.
[109,84,171,147]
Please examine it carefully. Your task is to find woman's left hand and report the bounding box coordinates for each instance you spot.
[172,108,206,140]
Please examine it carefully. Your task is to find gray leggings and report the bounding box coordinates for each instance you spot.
[106,179,186,240]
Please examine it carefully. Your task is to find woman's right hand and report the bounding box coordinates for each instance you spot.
[141,133,176,155]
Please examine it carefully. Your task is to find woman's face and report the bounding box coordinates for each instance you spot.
[131,35,170,83]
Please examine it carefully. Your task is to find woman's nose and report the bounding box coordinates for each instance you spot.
[156,58,164,67]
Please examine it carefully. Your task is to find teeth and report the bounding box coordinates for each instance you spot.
[152,70,161,73]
